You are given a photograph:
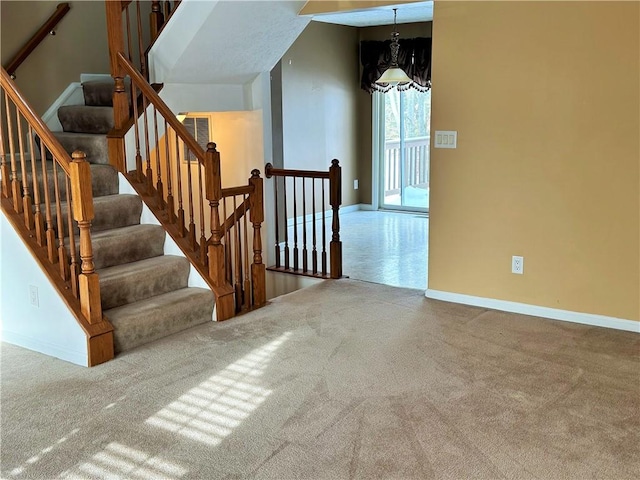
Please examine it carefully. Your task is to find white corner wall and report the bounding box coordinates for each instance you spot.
[0,211,88,366]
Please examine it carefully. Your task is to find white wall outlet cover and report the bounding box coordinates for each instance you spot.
[434,130,457,149]
[512,256,524,274]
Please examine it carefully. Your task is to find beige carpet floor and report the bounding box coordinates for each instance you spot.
[1,279,639,479]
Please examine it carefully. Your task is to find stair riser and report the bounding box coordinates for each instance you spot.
[58,106,114,135]
[99,257,190,310]
[67,225,166,270]
[48,195,143,237]
[106,288,214,353]
[53,133,110,165]
[22,164,119,201]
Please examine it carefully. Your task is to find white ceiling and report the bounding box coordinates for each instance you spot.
[306,1,433,27]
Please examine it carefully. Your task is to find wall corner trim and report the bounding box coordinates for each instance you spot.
[424,289,640,333]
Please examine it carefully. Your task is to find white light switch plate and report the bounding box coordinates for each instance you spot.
[434,130,457,149]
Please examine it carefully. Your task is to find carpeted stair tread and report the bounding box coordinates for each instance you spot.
[98,255,190,310]
[82,79,130,107]
[53,132,109,165]
[70,224,166,270]
[58,105,114,134]
[105,287,214,353]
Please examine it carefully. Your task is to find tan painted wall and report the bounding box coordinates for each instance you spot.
[0,1,111,115]
[280,21,360,207]
[429,1,639,321]
[356,21,431,205]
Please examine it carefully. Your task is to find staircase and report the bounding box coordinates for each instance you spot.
[53,79,214,353]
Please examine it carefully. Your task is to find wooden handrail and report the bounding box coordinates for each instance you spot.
[221,185,254,198]
[265,164,330,179]
[116,52,205,163]
[0,68,71,175]
[4,3,70,78]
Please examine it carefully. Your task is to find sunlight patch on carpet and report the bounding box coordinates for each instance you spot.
[145,332,292,446]
[60,442,187,480]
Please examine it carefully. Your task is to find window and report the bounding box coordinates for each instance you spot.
[181,116,210,162]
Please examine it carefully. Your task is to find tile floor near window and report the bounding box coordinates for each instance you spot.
[339,210,428,290]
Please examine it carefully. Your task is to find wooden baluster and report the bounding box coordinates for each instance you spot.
[70,151,102,324]
[28,126,45,245]
[186,143,196,251]
[329,159,342,279]
[197,159,207,264]
[131,83,143,181]
[0,108,9,198]
[302,178,308,273]
[51,159,68,280]
[273,170,281,268]
[242,193,251,309]
[321,178,327,276]
[150,1,164,40]
[164,1,171,20]
[41,144,57,263]
[174,133,185,236]
[223,197,231,284]
[142,95,153,193]
[292,177,298,271]
[124,3,133,63]
[136,1,147,77]
[205,143,225,286]
[153,106,164,208]
[16,112,34,229]
[164,120,175,222]
[249,169,265,306]
[312,178,317,275]
[4,96,21,212]
[65,175,79,298]
[233,195,242,312]
[283,176,289,270]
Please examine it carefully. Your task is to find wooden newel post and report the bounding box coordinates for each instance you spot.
[249,169,266,306]
[105,0,129,173]
[69,151,102,324]
[204,143,225,287]
[150,1,165,40]
[329,159,342,279]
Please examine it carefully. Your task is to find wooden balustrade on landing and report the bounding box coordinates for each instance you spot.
[0,67,113,366]
[264,161,343,280]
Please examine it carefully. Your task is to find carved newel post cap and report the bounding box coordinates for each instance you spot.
[251,169,261,178]
[207,142,217,152]
[331,159,340,166]
[72,150,87,162]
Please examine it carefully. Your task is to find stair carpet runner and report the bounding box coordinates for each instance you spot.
[49,79,214,353]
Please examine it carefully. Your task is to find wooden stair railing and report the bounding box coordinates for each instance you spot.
[106,0,181,82]
[0,67,113,366]
[4,2,71,79]
[106,52,266,319]
[265,161,343,279]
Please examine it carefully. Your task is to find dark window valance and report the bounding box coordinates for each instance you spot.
[360,37,432,93]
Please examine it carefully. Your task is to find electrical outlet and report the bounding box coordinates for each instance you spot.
[353,179,359,190]
[29,285,39,307]
[512,256,524,275]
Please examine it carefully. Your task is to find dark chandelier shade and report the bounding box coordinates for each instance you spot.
[360,36,432,93]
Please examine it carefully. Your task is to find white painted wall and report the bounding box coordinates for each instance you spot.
[0,211,88,366]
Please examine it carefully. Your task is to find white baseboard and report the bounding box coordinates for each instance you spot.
[79,73,112,83]
[357,203,377,211]
[425,289,640,333]
[42,82,84,131]
[2,331,88,367]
